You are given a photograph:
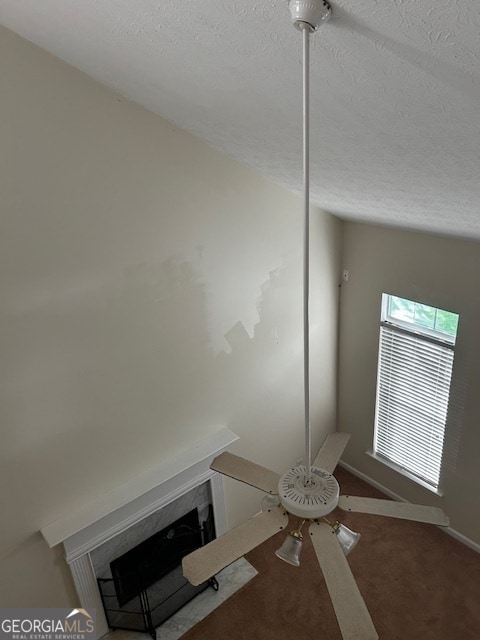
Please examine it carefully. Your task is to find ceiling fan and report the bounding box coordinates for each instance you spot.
[182,2,449,639]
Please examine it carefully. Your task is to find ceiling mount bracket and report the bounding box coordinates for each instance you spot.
[288,0,332,32]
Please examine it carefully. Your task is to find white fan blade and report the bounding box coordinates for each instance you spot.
[309,522,378,640]
[182,506,288,586]
[211,451,280,494]
[313,432,351,473]
[338,495,450,526]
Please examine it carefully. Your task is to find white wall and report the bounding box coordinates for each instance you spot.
[0,27,342,606]
[338,221,480,546]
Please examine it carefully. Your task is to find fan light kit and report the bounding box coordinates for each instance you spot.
[182,2,450,639]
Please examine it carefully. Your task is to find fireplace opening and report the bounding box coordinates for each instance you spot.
[98,505,217,637]
[110,508,203,607]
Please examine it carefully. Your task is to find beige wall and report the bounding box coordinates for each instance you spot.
[0,27,342,606]
[338,221,480,545]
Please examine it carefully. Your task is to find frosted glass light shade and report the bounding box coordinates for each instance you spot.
[275,533,303,566]
[335,523,361,556]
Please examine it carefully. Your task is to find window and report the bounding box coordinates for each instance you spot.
[372,294,459,492]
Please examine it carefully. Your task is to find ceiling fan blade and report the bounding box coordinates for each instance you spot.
[338,495,450,526]
[313,432,351,473]
[211,451,280,494]
[309,522,378,640]
[182,506,288,586]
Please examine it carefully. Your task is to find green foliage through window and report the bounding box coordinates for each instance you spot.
[387,295,459,338]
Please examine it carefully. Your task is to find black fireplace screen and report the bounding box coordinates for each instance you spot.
[97,506,218,638]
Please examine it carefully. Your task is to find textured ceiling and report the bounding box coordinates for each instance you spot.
[1,0,480,239]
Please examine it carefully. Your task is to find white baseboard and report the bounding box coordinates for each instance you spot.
[338,460,480,555]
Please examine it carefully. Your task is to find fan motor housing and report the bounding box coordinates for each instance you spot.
[278,465,339,519]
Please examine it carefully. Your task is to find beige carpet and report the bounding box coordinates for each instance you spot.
[180,467,480,639]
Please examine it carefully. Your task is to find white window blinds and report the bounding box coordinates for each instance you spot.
[374,324,454,489]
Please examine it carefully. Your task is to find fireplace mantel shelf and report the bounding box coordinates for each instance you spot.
[40,427,238,550]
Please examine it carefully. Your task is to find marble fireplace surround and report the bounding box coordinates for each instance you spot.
[40,428,239,639]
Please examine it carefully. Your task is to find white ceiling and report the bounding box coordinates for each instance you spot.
[2,0,480,239]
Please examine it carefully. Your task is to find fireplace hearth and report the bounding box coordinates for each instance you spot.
[98,506,218,638]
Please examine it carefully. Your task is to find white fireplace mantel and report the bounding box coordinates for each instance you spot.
[40,427,238,638]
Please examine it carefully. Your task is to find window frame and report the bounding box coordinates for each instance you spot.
[370,293,459,495]
[381,295,457,346]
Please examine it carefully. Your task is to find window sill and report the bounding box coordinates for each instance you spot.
[365,450,444,497]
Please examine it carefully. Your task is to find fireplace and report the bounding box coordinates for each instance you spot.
[97,505,217,638]
[40,428,238,639]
